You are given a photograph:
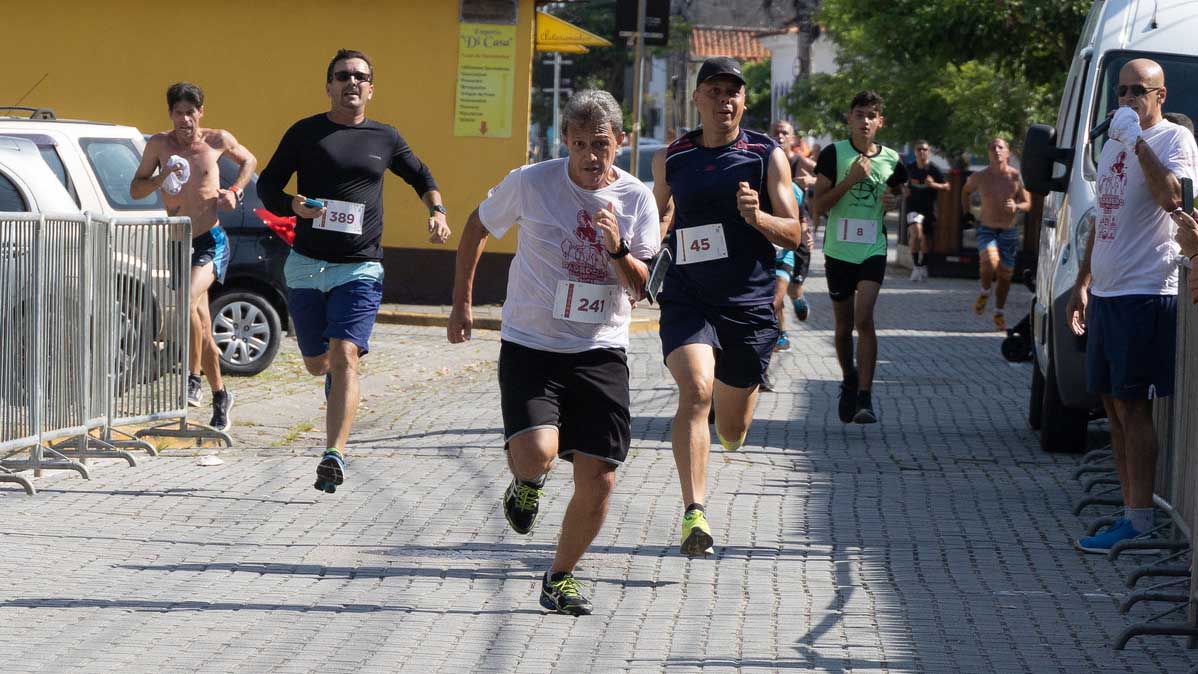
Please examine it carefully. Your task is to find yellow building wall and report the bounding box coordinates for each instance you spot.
[0,0,534,255]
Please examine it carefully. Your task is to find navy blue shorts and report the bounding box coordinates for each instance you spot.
[1086,294,1177,400]
[659,294,778,388]
[287,279,383,358]
[191,226,230,284]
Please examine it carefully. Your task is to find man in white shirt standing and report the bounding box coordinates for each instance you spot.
[1067,58,1198,553]
[448,90,659,615]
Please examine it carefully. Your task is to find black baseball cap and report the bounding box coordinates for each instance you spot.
[696,57,745,87]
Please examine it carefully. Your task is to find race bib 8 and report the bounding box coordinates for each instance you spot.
[552,280,618,324]
[837,218,877,245]
[312,198,365,235]
[676,223,729,265]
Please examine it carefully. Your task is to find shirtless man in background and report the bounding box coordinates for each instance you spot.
[962,136,1030,331]
[131,81,257,431]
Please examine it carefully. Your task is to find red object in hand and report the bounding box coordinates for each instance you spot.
[254,207,295,245]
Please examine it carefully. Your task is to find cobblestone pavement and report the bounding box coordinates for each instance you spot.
[1,253,1195,674]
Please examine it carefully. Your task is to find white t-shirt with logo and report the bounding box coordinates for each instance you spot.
[1092,119,1198,297]
[478,159,660,353]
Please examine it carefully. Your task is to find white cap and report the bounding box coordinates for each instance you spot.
[906,211,924,225]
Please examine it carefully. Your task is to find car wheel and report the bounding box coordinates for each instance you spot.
[211,290,281,376]
[1039,332,1089,453]
[113,284,158,392]
[1029,348,1044,431]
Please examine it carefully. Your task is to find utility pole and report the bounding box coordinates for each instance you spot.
[629,0,647,173]
[550,51,562,159]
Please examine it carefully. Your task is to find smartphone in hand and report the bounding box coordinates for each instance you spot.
[303,197,325,209]
[1182,177,1194,215]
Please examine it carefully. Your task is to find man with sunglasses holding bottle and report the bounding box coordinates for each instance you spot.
[258,48,452,494]
[1068,58,1198,553]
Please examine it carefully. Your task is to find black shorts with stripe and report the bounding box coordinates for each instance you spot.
[498,340,631,465]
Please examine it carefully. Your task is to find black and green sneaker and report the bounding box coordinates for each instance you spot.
[314,449,345,494]
[539,571,593,616]
[503,477,544,534]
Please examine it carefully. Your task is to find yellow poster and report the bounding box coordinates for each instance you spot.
[454,23,516,138]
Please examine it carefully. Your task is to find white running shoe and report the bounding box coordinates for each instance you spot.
[909,267,920,281]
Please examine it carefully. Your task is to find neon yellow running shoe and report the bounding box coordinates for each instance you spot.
[680,509,714,557]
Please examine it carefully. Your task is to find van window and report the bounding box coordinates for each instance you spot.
[80,138,164,211]
[1090,51,1198,165]
[0,171,29,211]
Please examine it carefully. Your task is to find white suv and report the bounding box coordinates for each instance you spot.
[0,106,165,216]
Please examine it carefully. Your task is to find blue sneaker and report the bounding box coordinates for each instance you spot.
[774,331,791,352]
[1075,518,1143,554]
[792,297,810,322]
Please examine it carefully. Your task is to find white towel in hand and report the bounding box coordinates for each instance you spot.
[1108,106,1143,147]
[162,154,191,195]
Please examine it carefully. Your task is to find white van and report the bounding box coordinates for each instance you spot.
[1021,0,1198,453]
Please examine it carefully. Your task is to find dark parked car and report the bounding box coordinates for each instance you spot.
[212,154,293,376]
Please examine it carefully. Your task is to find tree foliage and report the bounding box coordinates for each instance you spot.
[785,0,1090,158]
[742,59,773,131]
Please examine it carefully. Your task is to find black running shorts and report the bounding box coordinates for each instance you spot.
[794,237,811,283]
[498,340,632,465]
[825,254,887,302]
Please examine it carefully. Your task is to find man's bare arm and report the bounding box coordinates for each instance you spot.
[448,209,490,343]
[651,149,673,241]
[810,173,855,217]
[1013,181,1032,213]
[1134,137,1183,211]
[130,136,168,199]
[219,130,257,192]
[960,173,980,218]
[611,253,650,302]
[750,148,802,248]
[792,153,816,174]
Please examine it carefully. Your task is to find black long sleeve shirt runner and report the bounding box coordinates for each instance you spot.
[256,113,438,262]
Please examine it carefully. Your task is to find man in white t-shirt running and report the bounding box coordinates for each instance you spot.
[448,90,659,616]
[1067,58,1198,553]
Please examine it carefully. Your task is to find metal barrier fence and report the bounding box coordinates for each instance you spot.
[0,215,41,494]
[0,213,230,496]
[1074,265,1198,651]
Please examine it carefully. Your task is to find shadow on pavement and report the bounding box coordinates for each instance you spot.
[0,597,544,616]
[117,561,678,589]
[36,487,316,506]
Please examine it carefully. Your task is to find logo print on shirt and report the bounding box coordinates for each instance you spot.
[1097,150,1128,242]
[849,175,880,208]
[561,209,609,283]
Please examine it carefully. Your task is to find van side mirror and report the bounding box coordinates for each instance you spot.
[1021,123,1072,198]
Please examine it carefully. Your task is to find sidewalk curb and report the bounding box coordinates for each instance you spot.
[375,310,659,334]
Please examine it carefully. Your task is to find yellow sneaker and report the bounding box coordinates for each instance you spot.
[680,509,714,557]
[973,293,989,315]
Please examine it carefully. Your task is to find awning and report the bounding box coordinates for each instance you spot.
[535,11,612,53]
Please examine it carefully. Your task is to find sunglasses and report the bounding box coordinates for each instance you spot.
[916,147,930,152]
[333,70,372,83]
[1116,84,1161,98]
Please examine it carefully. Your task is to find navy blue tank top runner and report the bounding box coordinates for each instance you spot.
[663,128,778,307]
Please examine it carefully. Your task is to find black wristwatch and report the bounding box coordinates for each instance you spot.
[608,239,630,259]
[429,204,447,216]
